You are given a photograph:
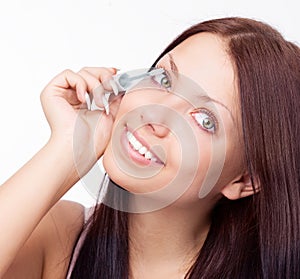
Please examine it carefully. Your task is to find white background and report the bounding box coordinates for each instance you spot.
[0,0,299,207]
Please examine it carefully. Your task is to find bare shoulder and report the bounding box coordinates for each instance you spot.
[42,200,85,278]
[4,200,85,279]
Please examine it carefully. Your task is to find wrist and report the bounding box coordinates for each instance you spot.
[43,138,81,194]
[47,134,98,185]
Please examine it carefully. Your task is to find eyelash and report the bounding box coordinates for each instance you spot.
[152,65,173,90]
[190,108,219,134]
[152,66,218,134]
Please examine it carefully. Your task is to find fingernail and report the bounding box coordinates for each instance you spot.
[102,95,110,115]
[85,92,91,110]
[110,67,121,73]
[109,79,119,96]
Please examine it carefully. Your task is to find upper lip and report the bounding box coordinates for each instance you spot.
[125,125,165,165]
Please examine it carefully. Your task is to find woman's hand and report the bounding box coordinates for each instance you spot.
[0,68,124,276]
[40,67,122,175]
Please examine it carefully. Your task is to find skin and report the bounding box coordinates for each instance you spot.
[103,33,255,278]
[1,33,257,278]
[104,33,244,200]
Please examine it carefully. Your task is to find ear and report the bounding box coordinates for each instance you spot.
[221,172,260,200]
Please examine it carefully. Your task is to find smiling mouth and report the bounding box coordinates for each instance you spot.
[125,128,164,165]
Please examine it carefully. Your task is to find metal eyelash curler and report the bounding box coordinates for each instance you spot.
[85,68,165,114]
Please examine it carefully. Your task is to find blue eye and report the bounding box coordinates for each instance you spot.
[191,109,217,133]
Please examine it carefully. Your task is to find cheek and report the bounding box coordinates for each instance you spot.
[182,135,218,196]
[102,92,231,200]
[184,122,240,199]
[208,136,245,195]
[116,91,153,115]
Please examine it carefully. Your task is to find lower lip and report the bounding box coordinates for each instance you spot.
[121,129,162,167]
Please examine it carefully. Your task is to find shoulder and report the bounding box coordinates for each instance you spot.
[42,200,85,278]
[4,200,85,279]
[46,199,85,236]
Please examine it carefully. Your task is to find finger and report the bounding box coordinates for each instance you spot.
[109,93,124,119]
[102,94,110,115]
[80,67,117,81]
[92,84,106,110]
[49,69,88,103]
[80,67,120,95]
[109,79,119,96]
[85,92,91,110]
[78,67,117,111]
[93,88,111,115]
[77,68,103,93]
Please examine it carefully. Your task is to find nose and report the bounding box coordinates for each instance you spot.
[140,94,184,138]
[146,122,170,138]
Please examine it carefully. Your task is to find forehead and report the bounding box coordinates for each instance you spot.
[160,33,238,115]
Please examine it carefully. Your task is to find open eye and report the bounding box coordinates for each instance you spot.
[191,109,217,133]
[152,69,172,89]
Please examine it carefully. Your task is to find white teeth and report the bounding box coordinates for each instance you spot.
[144,151,152,159]
[126,131,156,161]
[132,141,142,151]
[151,157,157,162]
[138,146,147,155]
[127,131,134,140]
[127,131,142,150]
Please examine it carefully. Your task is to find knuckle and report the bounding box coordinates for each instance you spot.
[62,68,73,75]
[40,89,48,103]
[61,69,76,80]
[80,66,111,74]
[80,67,90,72]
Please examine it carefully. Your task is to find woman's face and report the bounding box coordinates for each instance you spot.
[103,33,244,209]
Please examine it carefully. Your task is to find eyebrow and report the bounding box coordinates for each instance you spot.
[198,95,235,121]
[168,53,179,77]
[166,53,234,121]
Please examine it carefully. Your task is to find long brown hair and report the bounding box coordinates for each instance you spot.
[70,17,300,278]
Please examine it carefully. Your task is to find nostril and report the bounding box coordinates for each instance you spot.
[147,123,155,133]
[151,123,170,138]
[140,110,170,137]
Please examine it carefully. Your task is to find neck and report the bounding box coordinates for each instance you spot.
[128,200,212,277]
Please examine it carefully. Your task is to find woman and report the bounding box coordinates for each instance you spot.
[1,17,299,278]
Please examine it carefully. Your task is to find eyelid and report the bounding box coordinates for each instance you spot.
[190,108,219,133]
[155,65,173,90]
